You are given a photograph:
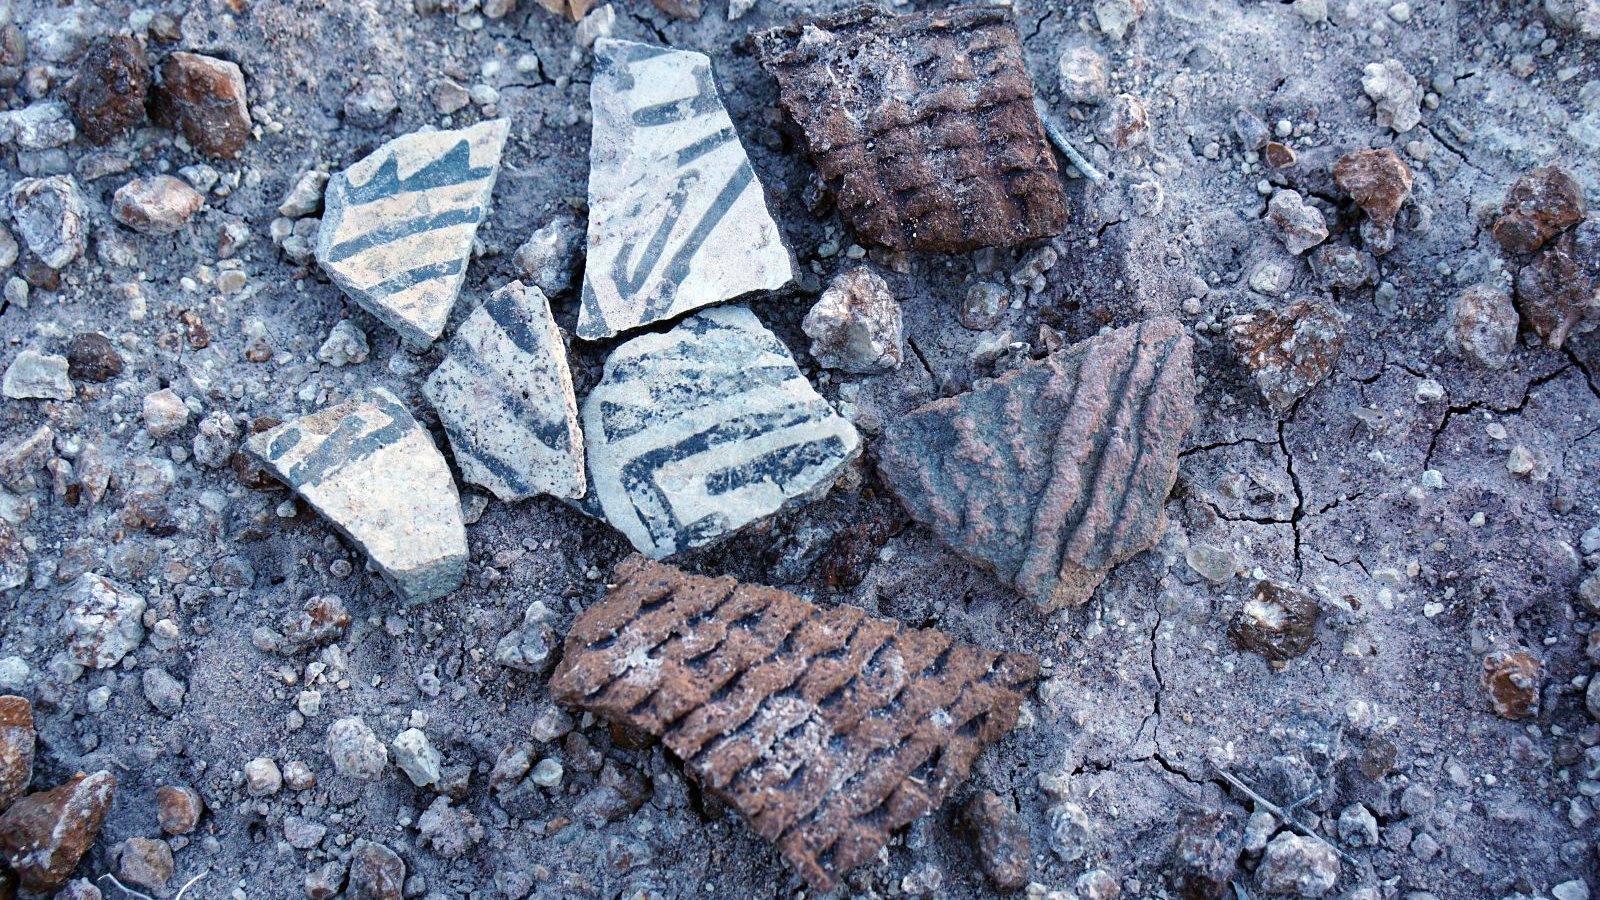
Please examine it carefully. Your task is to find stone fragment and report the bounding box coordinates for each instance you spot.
[584,306,860,558]
[192,412,239,469]
[0,696,34,812]
[578,40,792,340]
[802,268,903,374]
[279,596,350,652]
[1482,648,1541,720]
[754,6,1067,252]
[1094,0,1147,39]
[116,837,172,890]
[1100,93,1149,151]
[347,839,405,900]
[575,6,617,48]
[142,388,188,437]
[1360,59,1421,133]
[1336,803,1378,848]
[66,333,123,382]
[1233,107,1269,151]
[1263,141,1296,169]
[1170,809,1237,900]
[1332,149,1413,237]
[1447,284,1518,368]
[494,602,556,673]
[0,524,24,592]
[550,556,1038,892]
[0,771,116,894]
[424,281,584,501]
[2,350,71,401]
[1492,166,1587,255]
[69,36,149,144]
[149,52,251,158]
[961,791,1031,890]
[283,815,326,850]
[961,282,1010,331]
[534,0,598,20]
[416,797,483,857]
[1186,542,1238,582]
[512,216,584,297]
[247,388,467,603]
[317,120,509,345]
[1308,245,1375,291]
[6,176,90,269]
[58,878,100,900]
[343,77,398,130]
[1058,44,1109,103]
[1515,232,1597,349]
[877,319,1195,609]
[155,785,202,835]
[1228,299,1346,415]
[1257,832,1339,897]
[141,667,184,714]
[392,729,442,788]
[111,176,203,235]
[279,171,328,218]
[1047,802,1091,861]
[62,574,146,669]
[1266,190,1328,255]
[1547,0,1600,37]
[1230,579,1321,662]
[316,320,369,368]
[304,861,344,899]
[244,758,281,796]
[0,426,54,493]
[326,717,388,781]
[0,102,74,151]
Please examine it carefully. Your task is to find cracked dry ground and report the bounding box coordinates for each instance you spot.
[3,0,1600,898]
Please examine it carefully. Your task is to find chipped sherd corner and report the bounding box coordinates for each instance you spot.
[0,0,1596,898]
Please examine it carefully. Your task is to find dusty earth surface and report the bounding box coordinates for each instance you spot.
[1,0,1599,898]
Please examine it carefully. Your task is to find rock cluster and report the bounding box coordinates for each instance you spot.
[550,555,1038,891]
[754,5,1068,252]
[1491,167,1596,349]
[877,319,1195,609]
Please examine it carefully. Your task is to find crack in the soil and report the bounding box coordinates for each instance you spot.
[1422,363,1573,468]
[1277,419,1307,578]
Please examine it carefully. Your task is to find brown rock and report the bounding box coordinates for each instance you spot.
[1514,232,1598,350]
[1170,809,1238,900]
[549,556,1038,892]
[111,175,204,235]
[1483,648,1541,720]
[155,785,202,835]
[1332,148,1413,232]
[116,837,173,890]
[304,860,345,899]
[1263,141,1296,169]
[573,760,652,825]
[279,595,351,652]
[1446,284,1518,368]
[66,333,124,383]
[1492,166,1587,254]
[0,771,116,894]
[0,696,34,812]
[69,37,150,144]
[753,5,1067,252]
[649,0,702,19]
[1228,299,1346,415]
[961,791,1031,890]
[1229,580,1321,663]
[149,52,251,158]
[1100,93,1149,151]
[877,319,1196,609]
[346,839,405,900]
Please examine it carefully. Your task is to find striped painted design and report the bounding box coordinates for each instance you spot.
[577,39,793,341]
[583,306,860,558]
[247,387,467,604]
[423,281,585,502]
[318,119,509,345]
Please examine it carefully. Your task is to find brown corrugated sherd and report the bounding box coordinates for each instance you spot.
[753,5,1068,252]
[550,556,1038,891]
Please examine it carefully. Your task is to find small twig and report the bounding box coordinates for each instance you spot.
[1233,881,1254,900]
[1214,767,1359,868]
[1285,786,1322,814]
[1032,95,1108,184]
[98,874,156,900]
[174,870,210,900]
